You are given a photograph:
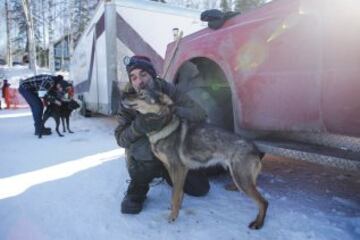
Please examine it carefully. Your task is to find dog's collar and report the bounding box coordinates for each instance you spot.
[147,116,180,144]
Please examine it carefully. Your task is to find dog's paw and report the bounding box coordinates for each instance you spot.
[248,220,263,230]
[224,182,238,191]
[69,131,74,134]
[167,212,178,223]
[167,216,176,223]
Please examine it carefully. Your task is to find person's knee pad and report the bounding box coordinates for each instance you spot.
[183,170,210,197]
[126,156,163,185]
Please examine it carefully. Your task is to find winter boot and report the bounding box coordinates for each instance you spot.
[121,181,149,214]
[35,127,52,136]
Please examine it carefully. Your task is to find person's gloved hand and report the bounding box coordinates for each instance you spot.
[38,90,48,98]
[133,113,170,134]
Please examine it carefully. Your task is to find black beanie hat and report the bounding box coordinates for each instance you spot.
[54,75,69,89]
[125,56,157,80]
[54,75,64,84]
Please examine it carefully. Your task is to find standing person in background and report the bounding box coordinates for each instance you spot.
[0,80,2,110]
[18,74,68,137]
[2,79,11,109]
[65,82,75,99]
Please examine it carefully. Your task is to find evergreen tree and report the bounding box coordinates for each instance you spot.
[71,0,99,47]
[234,0,266,12]
[8,0,27,59]
[220,0,230,11]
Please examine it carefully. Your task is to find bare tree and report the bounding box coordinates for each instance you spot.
[48,0,55,73]
[41,0,46,51]
[5,0,13,66]
[39,0,48,67]
[21,0,37,73]
[67,0,74,58]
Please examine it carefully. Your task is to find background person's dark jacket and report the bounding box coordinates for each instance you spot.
[115,78,207,161]
[19,74,57,92]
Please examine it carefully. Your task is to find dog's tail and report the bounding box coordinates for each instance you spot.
[177,119,189,163]
[251,141,266,160]
[258,152,265,160]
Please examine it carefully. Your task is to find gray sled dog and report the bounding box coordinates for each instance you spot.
[121,89,268,229]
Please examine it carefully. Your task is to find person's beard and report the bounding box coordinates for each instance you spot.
[135,78,156,92]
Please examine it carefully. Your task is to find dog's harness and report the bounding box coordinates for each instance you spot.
[147,115,180,144]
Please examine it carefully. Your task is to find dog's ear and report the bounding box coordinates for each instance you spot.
[157,92,173,106]
[139,89,157,104]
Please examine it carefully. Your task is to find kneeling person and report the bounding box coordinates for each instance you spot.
[115,56,210,214]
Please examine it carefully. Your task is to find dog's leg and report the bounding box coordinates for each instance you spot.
[229,154,268,230]
[167,163,188,222]
[55,117,64,137]
[66,116,74,133]
[224,182,238,191]
[61,117,66,132]
[225,152,266,191]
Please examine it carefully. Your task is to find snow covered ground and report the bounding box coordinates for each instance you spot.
[0,108,359,240]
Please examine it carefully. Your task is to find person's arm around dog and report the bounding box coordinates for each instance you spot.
[114,56,210,215]
[115,89,170,148]
[154,78,207,123]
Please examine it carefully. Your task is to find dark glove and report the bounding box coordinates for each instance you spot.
[133,113,170,134]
